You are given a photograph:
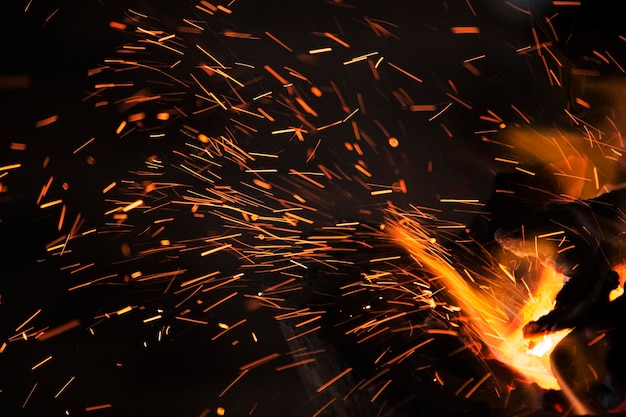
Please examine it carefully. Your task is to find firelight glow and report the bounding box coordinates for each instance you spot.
[389,216,569,390]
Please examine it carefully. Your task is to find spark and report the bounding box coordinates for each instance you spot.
[9,142,27,150]
[343,52,379,65]
[0,163,21,172]
[316,367,353,393]
[142,315,162,323]
[116,306,133,315]
[180,271,221,287]
[312,398,336,417]
[85,404,113,412]
[370,379,392,402]
[308,47,332,54]
[264,31,292,51]
[464,373,491,398]
[195,44,226,68]
[175,316,208,325]
[264,65,289,85]
[211,319,246,341]
[428,102,453,121]
[200,243,232,256]
[275,358,316,371]
[22,383,37,408]
[16,309,41,332]
[37,320,81,341]
[451,27,480,34]
[35,115,58,127]
[240,353,281,371]
[54,376,76,399]
[386,62,422,82]
[31,355,53,370]
[515,167,536,176]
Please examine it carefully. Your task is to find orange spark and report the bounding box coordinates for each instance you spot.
[386,62,423,82]
[316,367,353,393]
[451,27,480,34]
[35,115,58,127]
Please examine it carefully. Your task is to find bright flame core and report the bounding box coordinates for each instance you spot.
[389,219,568,389]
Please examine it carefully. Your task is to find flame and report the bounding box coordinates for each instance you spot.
[503,124,625,201]
[389,218,568,389]
[386,102,626,389]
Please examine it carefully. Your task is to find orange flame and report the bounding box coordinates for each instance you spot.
[389,218,568,389]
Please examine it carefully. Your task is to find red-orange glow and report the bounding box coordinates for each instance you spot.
[389,217,568,389]
[36,115,58,128]
[451,27,480,34]
[109,21,127,30]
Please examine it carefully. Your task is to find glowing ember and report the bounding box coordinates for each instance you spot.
[388,216,569,389]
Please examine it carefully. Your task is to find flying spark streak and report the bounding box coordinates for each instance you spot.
[54,376,76,399]
[316,367,353,393]
[31,355,53,370]
[85,404,113,412]
[16,309,41,332]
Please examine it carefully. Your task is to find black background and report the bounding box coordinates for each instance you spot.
[1,1,626,416]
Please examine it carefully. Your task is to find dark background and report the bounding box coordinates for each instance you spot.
[1,1,625,416]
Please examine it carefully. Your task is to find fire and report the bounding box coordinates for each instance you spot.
[388,217,569,390]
